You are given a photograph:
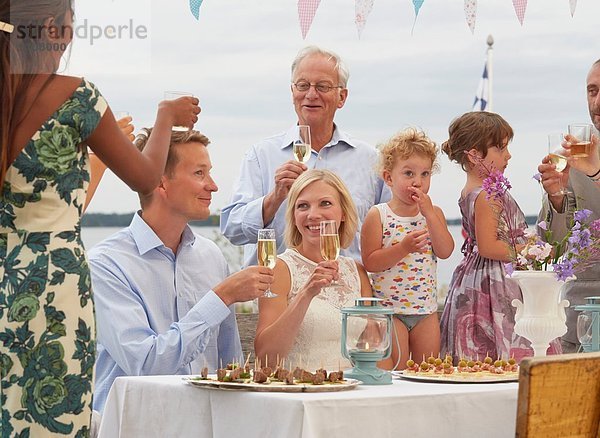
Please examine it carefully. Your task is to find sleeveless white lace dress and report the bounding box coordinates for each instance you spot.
[278,249,361,370]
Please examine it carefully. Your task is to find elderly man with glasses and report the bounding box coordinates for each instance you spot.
[221,45,389,267]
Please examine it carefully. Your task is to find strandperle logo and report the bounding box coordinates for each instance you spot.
[14,18,148,51]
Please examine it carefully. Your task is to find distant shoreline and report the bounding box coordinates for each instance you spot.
[82,212,540,227]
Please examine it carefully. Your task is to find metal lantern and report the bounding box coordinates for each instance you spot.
[573,296,600,352]
[341,297,394,385]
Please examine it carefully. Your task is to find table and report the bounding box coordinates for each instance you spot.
[98,375,518,438]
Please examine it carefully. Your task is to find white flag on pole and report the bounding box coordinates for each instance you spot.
[472,59,489,111]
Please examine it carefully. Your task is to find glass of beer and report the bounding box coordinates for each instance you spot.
[164,91,195,131]
[320,220,340,285]
[547,132,570,196]
[568,124,592,158]
[257,229,277,298]
[293,125,312,163]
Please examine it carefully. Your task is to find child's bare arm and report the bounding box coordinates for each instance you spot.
[424,206,454,259]
[361,207,428,272]
[474,192,516,261]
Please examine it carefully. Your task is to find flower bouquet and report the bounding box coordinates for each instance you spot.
[480,166,600,356]
[482,168,600,280]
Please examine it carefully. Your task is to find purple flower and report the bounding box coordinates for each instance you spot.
[504,262,515,276]
[532,172,542,182]
[482,170,512,201]
[553,259,576,281]
[537,221,548,231]
[574,209,593,223]
[569,228,592,252]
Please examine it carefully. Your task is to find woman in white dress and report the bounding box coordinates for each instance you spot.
[254,170,373,370]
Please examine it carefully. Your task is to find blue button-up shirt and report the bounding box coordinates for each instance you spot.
[90,213,241,413]
[220,125,389,266]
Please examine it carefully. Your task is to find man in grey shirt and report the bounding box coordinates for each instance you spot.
[537,58,600,353]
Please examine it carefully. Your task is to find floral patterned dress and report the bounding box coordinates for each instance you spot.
[440,188,561,363]
[1,79,106,437]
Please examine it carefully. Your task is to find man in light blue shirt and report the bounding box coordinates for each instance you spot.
[221,46,389,266]
[90,129,274,413]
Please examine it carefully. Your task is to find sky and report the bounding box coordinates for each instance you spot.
[65,0,600,220]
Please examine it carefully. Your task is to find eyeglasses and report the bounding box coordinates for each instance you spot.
[292,81,344,93]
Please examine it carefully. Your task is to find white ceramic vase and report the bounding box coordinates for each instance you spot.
[511,271,570,357]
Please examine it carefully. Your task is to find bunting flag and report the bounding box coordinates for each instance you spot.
[411,0,425,34]
[569,0,577,17]
[472,60,489,111]
[298,0,322,39]
[355,0,375,38]
[189,0,204,20]
[512,0,527,25]
[464,0,477,34]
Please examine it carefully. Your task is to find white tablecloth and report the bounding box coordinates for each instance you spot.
[98,375,518,438]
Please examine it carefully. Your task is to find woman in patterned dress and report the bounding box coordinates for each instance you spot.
[0,1,200,436]
[254,170,373,370]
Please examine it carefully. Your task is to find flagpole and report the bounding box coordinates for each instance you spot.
[486,34,494,112]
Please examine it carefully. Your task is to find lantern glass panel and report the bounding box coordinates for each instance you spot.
[345,314,390,354]
[577,312,593,346]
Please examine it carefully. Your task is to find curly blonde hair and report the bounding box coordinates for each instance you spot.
[284,170,358,250]
[377,127,439,177]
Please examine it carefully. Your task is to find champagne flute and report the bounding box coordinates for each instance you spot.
[320,220,340,285]
[257,229,277,298]
[547,132,570,196]
[164,91,195,131]
[293,125,312,163]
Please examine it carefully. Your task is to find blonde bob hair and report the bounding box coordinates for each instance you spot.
[284,169,358,250]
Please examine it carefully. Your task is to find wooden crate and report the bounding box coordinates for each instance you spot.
[516,352,600,438]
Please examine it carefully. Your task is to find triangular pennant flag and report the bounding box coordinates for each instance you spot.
[512,0,527,25]
[413,0,425,17]
[569,0,577,17]
[298,0,322,39]
[411,0,425,34]
[355,0,375,38]
[464,0,477,34]
[189,0,203,20]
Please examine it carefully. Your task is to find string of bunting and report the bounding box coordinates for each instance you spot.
[188,1,580,38]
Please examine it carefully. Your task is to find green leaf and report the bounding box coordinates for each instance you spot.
[49,270,66,286]
[50,248,80,274]
[56,231,77,242]
[24,232,49,253]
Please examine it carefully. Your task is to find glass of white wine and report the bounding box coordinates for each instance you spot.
[257,229,277,298]
[320,220,340,285]
[547,132,569,196]
[293,125,312,163]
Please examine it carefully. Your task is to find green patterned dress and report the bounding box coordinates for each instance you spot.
[1,79,106,437]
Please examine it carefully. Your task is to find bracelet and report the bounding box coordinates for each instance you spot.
[587,168,600,178]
